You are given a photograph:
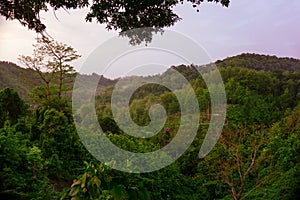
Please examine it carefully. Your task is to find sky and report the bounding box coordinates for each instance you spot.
[0,0,300,78]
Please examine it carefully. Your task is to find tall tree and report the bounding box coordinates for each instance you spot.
[206,126,268,200]
[19,37,80,108]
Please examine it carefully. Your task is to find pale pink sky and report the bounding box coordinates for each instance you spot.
[0,0,300,78]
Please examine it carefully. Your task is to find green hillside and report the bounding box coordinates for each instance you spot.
[0,61,43,99]
[1,54,299,100]
[216,53,300,71]
[0,61,116,100]
[1,53,300,199]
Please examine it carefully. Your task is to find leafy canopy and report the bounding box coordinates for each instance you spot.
[0,88,27,127]
[0,0,229,33]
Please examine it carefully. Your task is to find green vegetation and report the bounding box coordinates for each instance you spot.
[1,53,300,199]
[0,61,42,99]
[0,62,116,101]
[0,0,230,33]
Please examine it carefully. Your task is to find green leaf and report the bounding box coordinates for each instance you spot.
[81,172,87,188]
[71,180,81,187]
[69,187,79,197]
[71,197,81,200]
[88,177,101,188]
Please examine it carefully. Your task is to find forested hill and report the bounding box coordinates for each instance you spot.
[0,61,117,100]
[216,53,300,71]
[1,54,299,99]
[1,53,300,199]
[0,61,43,99]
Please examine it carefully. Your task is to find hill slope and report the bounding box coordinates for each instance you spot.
[0,61,117,100]
[216,53,300,71]
[0,61,43,99]
[1,53,300,99]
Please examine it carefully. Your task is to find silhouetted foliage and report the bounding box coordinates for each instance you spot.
[0,0,230,44]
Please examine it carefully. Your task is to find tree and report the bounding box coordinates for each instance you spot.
[0,88,27,127]
[63,161,151,200]
[0,0,230,42]
[19,37,80,109]
[205,126,268,200]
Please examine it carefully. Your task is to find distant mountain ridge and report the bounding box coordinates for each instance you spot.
[216,53,300,71]
[1,53,300,100]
